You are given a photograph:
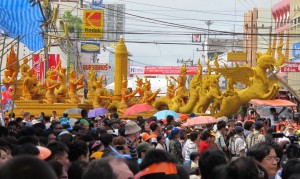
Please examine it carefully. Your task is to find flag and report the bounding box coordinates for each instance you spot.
[192,34,201,43]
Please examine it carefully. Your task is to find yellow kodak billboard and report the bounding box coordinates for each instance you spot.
[83,10,104,38]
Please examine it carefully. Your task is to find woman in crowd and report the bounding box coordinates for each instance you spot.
[247,142,279,179]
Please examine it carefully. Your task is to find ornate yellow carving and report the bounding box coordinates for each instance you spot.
[2,69,15,90]
[21,69,39,100]
[43,69,60,104]
[93,75,112,108]
[66,68,85,104]
[141,77,160,105]
[54,60,68,95]
[20,57,30,78]
[86,67,97,103]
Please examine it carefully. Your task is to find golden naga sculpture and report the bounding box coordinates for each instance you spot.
[43,69,60,104]
[213,43,285,118]
[168,60,202,113]
[141,77,160,105]
[54,60,68,96]
[20,57,30,78]
[21,69,39,100]
[164,43,285,118]
[86,67,97,103]
[93,74,112,108]
[66,68,85,104]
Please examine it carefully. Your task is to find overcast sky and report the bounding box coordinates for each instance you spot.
[105,0,280,66]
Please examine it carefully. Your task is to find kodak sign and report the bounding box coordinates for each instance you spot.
[83,10,104,38]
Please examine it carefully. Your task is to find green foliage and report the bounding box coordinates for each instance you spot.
[62,10,82,37]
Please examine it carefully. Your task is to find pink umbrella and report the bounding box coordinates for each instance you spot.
[182,116,217,127]
[124,104,156,116]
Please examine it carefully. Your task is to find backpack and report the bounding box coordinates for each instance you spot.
[246,132,259,149]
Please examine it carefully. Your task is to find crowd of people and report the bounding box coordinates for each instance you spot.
[0,109,300,179]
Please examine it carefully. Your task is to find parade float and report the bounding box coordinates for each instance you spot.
[0,0,291,120]
[1,35,288,119]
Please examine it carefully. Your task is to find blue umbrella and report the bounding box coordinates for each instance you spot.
[88,108,108,118]
[153,110,179,120]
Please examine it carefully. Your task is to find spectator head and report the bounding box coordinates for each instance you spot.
[0,155,57,179]
[0,138,12,166]
[63,113,68,118]
[81,109,88,119]
[82,157,133,179]
[137,149,179,179]
[43,115,51,123]
[46,142,70,170]
[52,111,57,117]
[150,122,158,132]
[198,149,227,179]
[166,115,174,124]
[217,120,227,131]
[68,140,89,162]
[176,164,189,179]
[244,121,254,131]
[125,121,141,139]
[247,142,278,178]
[254,121,264,131]
[270,108,276,114]
[282,159,300,179]
[235,126,244,134]
[137,142,154,158]
[68,161,88,179]
[168,127,180,140]
[157,135,166,144]
[189,131,199,142]
[190,152,199,162]
[48,160,68,179]
[50,121,63,135]
[99,133,113,148]
[225,156,267,179]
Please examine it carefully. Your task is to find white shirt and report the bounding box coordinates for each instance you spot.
[183,139,198,161]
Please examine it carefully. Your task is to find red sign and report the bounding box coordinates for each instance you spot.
[281,62,300,72]
[82,63,110,71]
[32,54,45,81]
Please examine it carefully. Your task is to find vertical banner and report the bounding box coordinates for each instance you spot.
[48,54,60,70]
[83,10,104,38]
[48,54,60,80]
[32,54,45,82]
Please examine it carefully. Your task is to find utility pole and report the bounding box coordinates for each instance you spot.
[205,20,213,40]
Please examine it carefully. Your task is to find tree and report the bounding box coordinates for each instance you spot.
[61,10,83,38]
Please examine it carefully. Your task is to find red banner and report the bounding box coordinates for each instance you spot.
[48,54,60,80]
[281,62,300,72]
[32,54,45,81]
[32,54,60,81]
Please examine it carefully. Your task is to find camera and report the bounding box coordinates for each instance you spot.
[272,132,300,159]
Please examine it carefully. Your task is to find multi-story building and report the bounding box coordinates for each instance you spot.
[286,0,300,94]
[244,8,273,67]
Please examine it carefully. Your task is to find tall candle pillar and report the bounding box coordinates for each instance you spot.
[113,37,128,101]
